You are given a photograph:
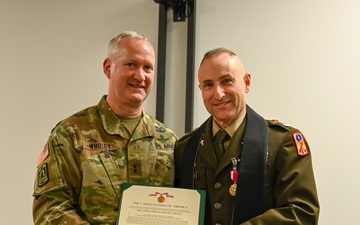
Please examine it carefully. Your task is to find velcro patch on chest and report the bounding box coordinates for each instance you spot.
[292,132,309,156]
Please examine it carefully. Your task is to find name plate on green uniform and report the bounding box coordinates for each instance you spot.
[117,183,205,225]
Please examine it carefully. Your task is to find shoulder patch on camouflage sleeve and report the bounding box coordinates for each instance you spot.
[37,145,49,167]
[292,132,309,156]
[37,163,49,187]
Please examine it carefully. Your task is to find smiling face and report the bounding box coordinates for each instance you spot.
[198,52,251,128]
[103,37,155,116]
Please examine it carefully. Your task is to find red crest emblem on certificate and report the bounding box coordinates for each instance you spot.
[149,192,174,203]
[292,132,309,156]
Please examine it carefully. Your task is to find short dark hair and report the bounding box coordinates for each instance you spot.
[200,47,236,65]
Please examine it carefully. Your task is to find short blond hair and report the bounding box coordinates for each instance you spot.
[107,31,148,58]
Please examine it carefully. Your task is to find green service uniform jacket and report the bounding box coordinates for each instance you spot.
[33,96,177,225]
[174,105,319,225]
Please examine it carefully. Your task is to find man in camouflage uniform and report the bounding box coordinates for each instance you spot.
[33,31,177,224]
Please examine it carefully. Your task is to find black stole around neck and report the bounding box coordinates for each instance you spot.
[179,105,268,224]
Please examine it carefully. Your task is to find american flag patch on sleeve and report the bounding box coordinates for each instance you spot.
[37,145,50,167]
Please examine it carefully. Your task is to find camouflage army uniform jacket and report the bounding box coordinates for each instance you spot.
[33,96,177,225]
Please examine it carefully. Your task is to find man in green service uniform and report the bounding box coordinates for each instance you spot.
[175,48,319,225]
[32,31,177,224]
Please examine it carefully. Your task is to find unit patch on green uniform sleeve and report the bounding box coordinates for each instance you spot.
[38,163,49,187]
[292,132,309,156]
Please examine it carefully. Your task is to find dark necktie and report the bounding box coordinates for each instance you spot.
[213,129,230,161]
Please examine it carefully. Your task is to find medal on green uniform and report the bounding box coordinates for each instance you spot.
[230,158,240,196]
[229,182,237,196]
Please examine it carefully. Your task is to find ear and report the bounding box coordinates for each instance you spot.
[244,73,251,93]
[103,58,111,79]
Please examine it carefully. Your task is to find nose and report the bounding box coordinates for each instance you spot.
[133,68,146,81]
[214,85,225,100]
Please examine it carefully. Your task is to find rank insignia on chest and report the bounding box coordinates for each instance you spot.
[129,159,142,176]
[292,132,309,156]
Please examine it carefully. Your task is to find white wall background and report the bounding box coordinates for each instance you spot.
[0,1,167,224]
[1,0,358,224]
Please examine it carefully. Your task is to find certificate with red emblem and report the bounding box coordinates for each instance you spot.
[117,183,205,225]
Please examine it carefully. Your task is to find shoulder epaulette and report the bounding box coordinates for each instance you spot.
[178,128,198,142]
[267,119,292,131]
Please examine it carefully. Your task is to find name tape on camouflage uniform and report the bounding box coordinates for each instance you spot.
[82,141,118,151]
